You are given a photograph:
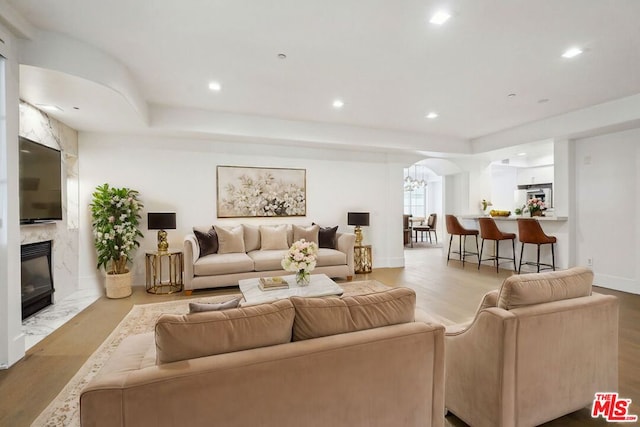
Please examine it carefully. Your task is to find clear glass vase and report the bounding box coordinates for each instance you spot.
[295,270,311,286]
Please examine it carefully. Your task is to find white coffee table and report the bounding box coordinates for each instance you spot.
[238,273,344,306]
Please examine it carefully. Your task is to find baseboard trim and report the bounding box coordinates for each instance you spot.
[594,273,639,295]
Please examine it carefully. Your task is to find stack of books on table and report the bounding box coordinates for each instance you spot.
[259,277,289,291]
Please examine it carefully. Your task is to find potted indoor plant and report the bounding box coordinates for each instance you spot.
[90,184,144,298]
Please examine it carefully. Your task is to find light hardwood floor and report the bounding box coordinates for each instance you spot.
[0,245,637,426]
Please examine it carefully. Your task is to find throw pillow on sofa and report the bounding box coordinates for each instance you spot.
[242,224,261,252]
[189,296,242,313]
[290,287,416,341]
[193,226,218,257]
[313,223,338,249]
[259,224,289,250]
[155,299,295,364]
[214,225,246,254]
[293,224,319,244]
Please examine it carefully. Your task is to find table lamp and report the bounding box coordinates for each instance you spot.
[147,212,176,252]
[347,212,370,246]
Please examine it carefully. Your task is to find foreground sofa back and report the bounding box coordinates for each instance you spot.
[80,321,445,427]
[81,289,445,426]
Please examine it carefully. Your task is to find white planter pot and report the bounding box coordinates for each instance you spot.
[105,270,132,299]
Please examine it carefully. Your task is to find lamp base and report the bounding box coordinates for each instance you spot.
[157,230,168,252]
[354,226,363,246]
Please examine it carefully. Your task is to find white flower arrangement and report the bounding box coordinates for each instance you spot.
[90,184,144,274]
[526,197,545,216]
[281,239,318,274]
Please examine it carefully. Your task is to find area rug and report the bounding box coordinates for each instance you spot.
[32,280,389,427]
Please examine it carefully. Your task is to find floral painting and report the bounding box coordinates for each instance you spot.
[216,166,306,217]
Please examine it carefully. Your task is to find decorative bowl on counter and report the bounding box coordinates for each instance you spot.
[489,210,511,217]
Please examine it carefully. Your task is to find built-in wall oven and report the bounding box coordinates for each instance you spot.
[517,183,553,208]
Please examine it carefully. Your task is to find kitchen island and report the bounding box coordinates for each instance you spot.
[455,215,569,271]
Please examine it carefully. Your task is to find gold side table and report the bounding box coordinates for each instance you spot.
[145,250,184,294]
[354,245,373,274]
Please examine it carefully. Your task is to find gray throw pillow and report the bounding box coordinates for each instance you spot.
[189,297,242,313]
[193,227,218,257]
[215,225,246,254]
[314,224,338,249]
[293,224,320,245]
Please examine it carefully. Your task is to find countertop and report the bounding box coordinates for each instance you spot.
[458,215,568,221]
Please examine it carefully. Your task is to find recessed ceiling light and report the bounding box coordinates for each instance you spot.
[36,104,63,112]
[430,11,451,25]
[517,152,527,156]
[208,81,222,91]
[332,99,344,109]
[562,47,583,58]
[425,112,439,119]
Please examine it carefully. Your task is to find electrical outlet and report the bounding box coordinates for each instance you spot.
[587,258,593,267]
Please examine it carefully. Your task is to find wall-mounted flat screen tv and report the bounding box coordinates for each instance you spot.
[19,136,63,223]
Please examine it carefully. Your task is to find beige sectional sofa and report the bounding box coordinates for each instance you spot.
[183,223,355,293]
[80,288,446,427]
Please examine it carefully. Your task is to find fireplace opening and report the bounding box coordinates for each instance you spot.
[21,240,55,320]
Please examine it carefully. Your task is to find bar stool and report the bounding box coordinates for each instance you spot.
[477,217,516,273]
[517,218,556,273]
[445,215,479,267]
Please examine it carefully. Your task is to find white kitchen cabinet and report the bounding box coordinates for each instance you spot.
[517,165,554,185]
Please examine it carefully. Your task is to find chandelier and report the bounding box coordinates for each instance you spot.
[404,165,426,191]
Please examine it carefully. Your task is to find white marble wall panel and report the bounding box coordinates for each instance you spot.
[19,101,80,302]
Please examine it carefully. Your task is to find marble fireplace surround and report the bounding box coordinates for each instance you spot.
[18,102,91,347]
[19,101,80,302]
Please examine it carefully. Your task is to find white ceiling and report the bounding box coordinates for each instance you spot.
[7,0,640,156]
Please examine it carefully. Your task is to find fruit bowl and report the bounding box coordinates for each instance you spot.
[489,210,511,217]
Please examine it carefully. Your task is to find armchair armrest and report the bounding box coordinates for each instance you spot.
[183,235,199,290]
[445,308,517,426]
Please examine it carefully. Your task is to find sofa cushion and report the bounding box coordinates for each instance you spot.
[242,224,261,252]
[315,248,347,267]
[260,225,289,250]
[497,266,593,310]
[314,224,338,249]
[290,287,416,341]
[194,253,254,275]
[215,225,246,254]
[155,299,295,364]
[248,250,288,271]
[189,297,242,313]
[193,226,218,257]
[293,224,319,245]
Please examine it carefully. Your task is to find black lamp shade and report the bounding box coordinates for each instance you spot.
[347,212,370,227]
[147,212,176,230]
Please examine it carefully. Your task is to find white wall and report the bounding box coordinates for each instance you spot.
[427,176,443,238]
[0,22,25,368]
[490,164,518,212]
[78,134,406,292]
[575,128,640,294]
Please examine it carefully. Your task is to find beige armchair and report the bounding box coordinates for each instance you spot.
[445,267,618,427]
